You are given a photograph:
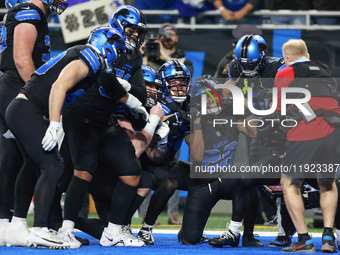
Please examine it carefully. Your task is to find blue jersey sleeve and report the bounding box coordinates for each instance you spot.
[79,47,101,75]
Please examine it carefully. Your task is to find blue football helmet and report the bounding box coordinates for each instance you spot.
[159,60,191,103]
[142,65,161,107]
[108,5,147,50]
[41,0,68,15]
[234,34,267,78]
[87,27,126,71]
[5,0,26,8]
[194,75,225,116]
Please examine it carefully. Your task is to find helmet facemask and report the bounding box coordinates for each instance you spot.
[106,32,124,69]
[166,77,190,103]
[124,24,146,50]
[234,34,267,78]
[206,95,222,115]
[145,82,160,108]
[238,58,264,78]
[109,6,147,50]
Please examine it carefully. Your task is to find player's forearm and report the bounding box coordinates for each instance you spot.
[48,85,65,122]
[132,130,153,158]
[190,120,205,161]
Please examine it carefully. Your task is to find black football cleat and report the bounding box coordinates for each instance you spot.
[269,235,292,247]
[242,233,264,247]
[209,230,240,248]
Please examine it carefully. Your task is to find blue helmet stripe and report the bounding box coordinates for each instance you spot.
[15,10,41,21]
[80,48,100,74]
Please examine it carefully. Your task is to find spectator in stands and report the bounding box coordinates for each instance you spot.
[270,0,312,25]
[312,0,340,25]
[213,0,261,24]
[175,0,216,24]
[135,0,177,23]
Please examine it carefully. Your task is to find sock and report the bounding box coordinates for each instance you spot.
[144,179,177,225]
[142,222,153,229]
[323,227,334,237]
[243,187,258,235]
[123,194,146,225]
[62,219,75,230]
[32,226,48,231]
[228,220,242,235]
[298,233,311,242]
[107,222,122,236]
[75,218,103,240]
[11,216,26,224]
[64,176,89,222]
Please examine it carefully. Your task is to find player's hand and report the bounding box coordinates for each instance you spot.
[191,107,201,122]
[124,93,149,121]
[42,121,60,151]
[156,122,170,150]
[116,77,131,92]
[150,103,164,120]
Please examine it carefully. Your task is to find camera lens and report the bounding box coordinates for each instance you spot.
[163,30,172,39]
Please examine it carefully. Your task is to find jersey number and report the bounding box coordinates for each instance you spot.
[202,141,237,168]
[81,6,108,28]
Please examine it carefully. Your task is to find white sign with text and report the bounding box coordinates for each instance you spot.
[59,0,123,44]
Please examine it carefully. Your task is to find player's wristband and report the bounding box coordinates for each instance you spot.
[143,114,161,136]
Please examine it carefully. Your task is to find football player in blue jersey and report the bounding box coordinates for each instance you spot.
[4,27,140,249]
[228,34,295,247]
[177,75,256,247]
[56,6,149,248]
[108,5,147,104]
[56,65,166,246]
[133,60,192,245]
[0,0,67,247]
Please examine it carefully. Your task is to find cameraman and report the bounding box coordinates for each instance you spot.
[141,23,194,75]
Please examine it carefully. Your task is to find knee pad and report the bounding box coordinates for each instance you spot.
[180,227,201,245]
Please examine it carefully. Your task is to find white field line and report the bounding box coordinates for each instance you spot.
[129,228,323,237]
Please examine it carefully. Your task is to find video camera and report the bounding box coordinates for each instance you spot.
[144,33,160,58]
[159,29,172,39]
